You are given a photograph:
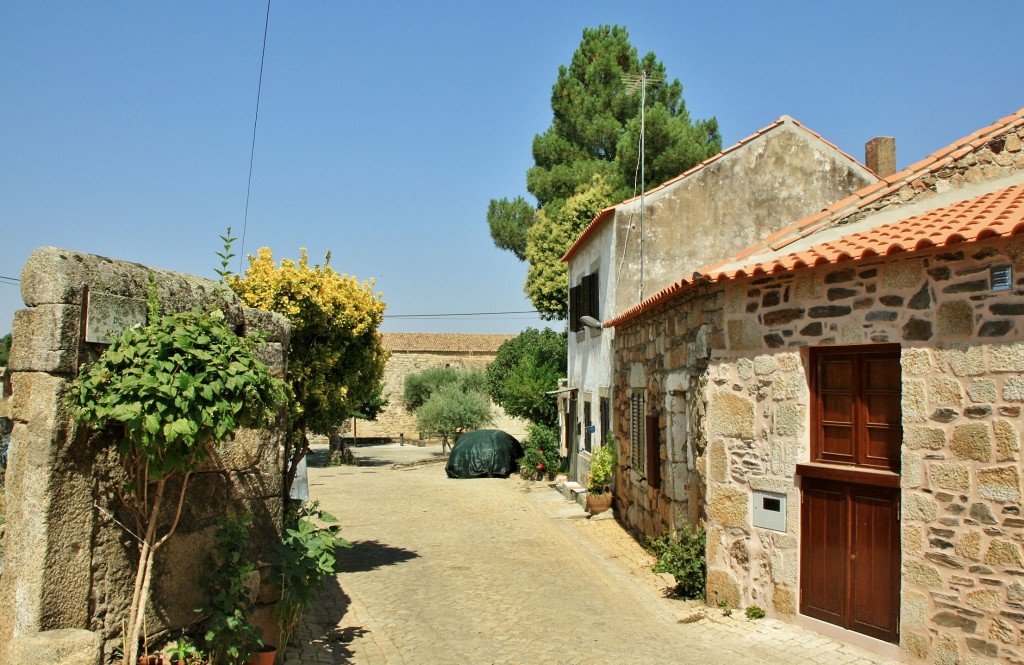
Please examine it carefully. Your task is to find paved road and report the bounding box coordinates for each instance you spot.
[286,442,898,665]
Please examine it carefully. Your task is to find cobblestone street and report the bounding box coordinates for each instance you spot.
[287,443,900,665]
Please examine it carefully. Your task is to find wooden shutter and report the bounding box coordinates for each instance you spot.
[582,270,600,320]
[569,285,581,332]
[811,345,901,472]
[646,414,661,490]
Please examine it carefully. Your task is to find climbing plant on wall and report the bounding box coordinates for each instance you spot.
[68,280,284,665]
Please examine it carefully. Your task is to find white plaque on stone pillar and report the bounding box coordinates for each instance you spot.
[85,291,147,344]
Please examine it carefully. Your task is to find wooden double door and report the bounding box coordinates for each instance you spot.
[800,345,901,644]
[800,478,900,643]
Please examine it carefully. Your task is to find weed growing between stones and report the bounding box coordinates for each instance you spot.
[646,524,706,600]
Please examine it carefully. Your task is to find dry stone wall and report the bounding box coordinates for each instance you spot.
[0,247,289,662]
[706,235,1024,663]
[613,284,724,538]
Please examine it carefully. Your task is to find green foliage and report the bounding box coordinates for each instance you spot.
[214,226,238,282]
[488,24,722,292]
[529,25,721,207]
[200,514,262,665]
[486,196,536,261]
[352,382,388,422]
[403,368,492,445]
[485,328,566,427]
[587,435,616,494]
[0,333,11,366]
[646,524,707,600]
[165,637,203,663]
[518,423,561,474]
[745,605,766,620]
[415,382,493,446]
[272,501,352,651]
[68,306,284,481]
[524,177,615,319]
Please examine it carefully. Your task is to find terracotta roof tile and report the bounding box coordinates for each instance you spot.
[381,332,516,354]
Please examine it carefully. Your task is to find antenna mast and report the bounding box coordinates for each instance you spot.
[623,70,662,301]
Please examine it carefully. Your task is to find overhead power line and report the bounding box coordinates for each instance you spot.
[237,0,272,272]
[0,275,20,286]
[385,310,541,319]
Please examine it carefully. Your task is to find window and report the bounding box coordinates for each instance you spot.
[810,344,901,472]
[583,401,593,453]
[630,390,645,474]
[646,413,661,490]
[569,270,600,332]
[599,397,610,446]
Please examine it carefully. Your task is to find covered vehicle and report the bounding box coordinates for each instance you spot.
[445,429,525,479]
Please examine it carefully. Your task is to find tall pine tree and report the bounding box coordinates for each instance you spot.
[488,25,721,318]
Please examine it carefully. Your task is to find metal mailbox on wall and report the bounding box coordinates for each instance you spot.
[752,490,787,532]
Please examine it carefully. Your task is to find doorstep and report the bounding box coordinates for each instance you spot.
[554,481,588,507]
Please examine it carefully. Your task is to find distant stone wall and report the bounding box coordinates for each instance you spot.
[341,339,530,442]
[0,247,289,661]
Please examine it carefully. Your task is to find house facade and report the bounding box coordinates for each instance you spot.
[561,117,880,486]
[609,107,1024,662]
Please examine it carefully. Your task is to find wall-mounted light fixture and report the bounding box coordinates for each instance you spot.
[580,315,602,329]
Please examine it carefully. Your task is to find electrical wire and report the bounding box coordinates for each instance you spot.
[237,0,272,273]
[385,310,541,319]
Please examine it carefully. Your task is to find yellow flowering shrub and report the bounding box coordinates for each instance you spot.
[230,248,388,438]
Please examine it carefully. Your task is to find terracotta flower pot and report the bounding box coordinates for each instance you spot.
[248,645,277,665]
[586,491,613,515]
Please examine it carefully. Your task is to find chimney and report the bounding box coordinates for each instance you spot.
[865,136,896,178]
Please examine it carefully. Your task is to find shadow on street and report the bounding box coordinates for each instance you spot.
[337,540,420,573]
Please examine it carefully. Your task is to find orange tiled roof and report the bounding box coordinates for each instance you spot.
[560,115,866,263]
[381,332,516,354]
[606,106,1024,328]
[608,181,1024,328]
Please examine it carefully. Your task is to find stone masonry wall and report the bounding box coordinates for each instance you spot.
[705,235,1024,663]
[0,247,289,661]
[613,284,724,538]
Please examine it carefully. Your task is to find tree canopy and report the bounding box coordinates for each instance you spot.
[485,328,566,428]
[487,24,722,318]
[0,333,10,366]
[524,176,614,319]
[403,367,492,448]
[230,247,388,491]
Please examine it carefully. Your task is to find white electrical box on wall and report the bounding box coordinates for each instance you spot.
[752,490,787,532]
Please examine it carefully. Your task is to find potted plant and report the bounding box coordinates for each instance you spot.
[586,435,616,514]
[69,280,284,664]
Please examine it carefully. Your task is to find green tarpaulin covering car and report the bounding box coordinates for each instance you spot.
[445,429,525,479]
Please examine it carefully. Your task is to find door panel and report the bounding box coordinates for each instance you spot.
[849,487,899,642]
[800,479,847,624]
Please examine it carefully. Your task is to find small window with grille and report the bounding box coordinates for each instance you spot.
[583,401,593,453]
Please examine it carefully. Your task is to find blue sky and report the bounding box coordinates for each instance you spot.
[2,1,1021,336]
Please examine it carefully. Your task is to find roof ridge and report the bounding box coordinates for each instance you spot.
[561,115,868,263]
[754,106,1024,254]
